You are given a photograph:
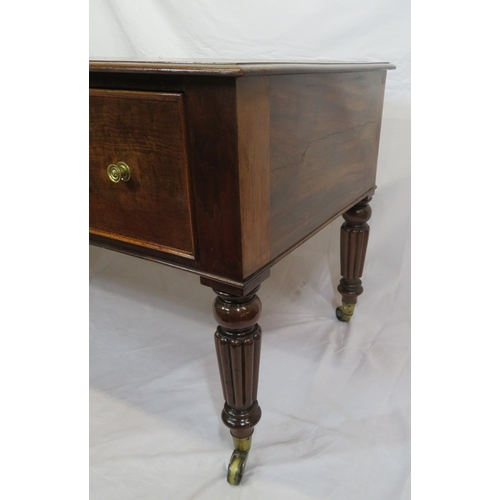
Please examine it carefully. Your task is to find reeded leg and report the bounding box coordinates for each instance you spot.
[337,196,372,322]
[213,286,262,485]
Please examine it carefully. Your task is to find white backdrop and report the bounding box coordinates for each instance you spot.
[89,2,410,499]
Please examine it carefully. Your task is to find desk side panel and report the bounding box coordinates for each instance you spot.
[182,78,245,280]
[236,76,271,279]
[269,71,387,260]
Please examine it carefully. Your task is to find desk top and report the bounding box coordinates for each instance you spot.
[89,60,395,77]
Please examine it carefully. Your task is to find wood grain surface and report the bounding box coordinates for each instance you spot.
[89,89,195,258]
[89,65,390,294]
[268,71,386,260]
[90,60,395,77]
[236,76,271,278]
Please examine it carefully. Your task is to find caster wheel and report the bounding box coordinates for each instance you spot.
[336,303,355,322]
[227,449,248,485]
[226,434,252,485]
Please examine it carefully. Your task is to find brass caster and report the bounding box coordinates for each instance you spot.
[227,435,252,486]
[227,449,248,485]
[336,302,356,322]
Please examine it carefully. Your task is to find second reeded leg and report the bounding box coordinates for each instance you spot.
[337,196,372,322]
[213,287,262,485]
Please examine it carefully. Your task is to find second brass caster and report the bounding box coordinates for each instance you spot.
[336,302,356,322]
[227,435,252,485]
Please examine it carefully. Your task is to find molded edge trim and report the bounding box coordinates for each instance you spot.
[89,61,396,76]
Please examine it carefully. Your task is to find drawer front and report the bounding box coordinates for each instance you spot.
[89,89,195,258]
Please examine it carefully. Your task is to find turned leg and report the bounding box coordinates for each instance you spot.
[336,196,372,322]
[212,286,262,485]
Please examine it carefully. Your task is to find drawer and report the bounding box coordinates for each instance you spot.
[89,89,196,259]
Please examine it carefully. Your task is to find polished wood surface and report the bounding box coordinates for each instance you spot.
[89,62,390,295]
[269,71,385,260]
[338,195,373,304]
[213,287,262,439]
[236,77,271,278]
[89,60,395,76]
[181,78,243,278]
[89,89,195,258]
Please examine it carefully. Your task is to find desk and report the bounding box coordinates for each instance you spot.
[89,60,394,484]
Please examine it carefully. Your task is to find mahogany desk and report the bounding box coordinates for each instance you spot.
[89,60,394,485]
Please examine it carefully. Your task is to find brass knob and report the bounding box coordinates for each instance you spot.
[107,161,131,183]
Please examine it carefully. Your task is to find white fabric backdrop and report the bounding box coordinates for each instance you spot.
[89,2,410,498]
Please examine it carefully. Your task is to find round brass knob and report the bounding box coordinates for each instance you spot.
[107,161,131,183]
